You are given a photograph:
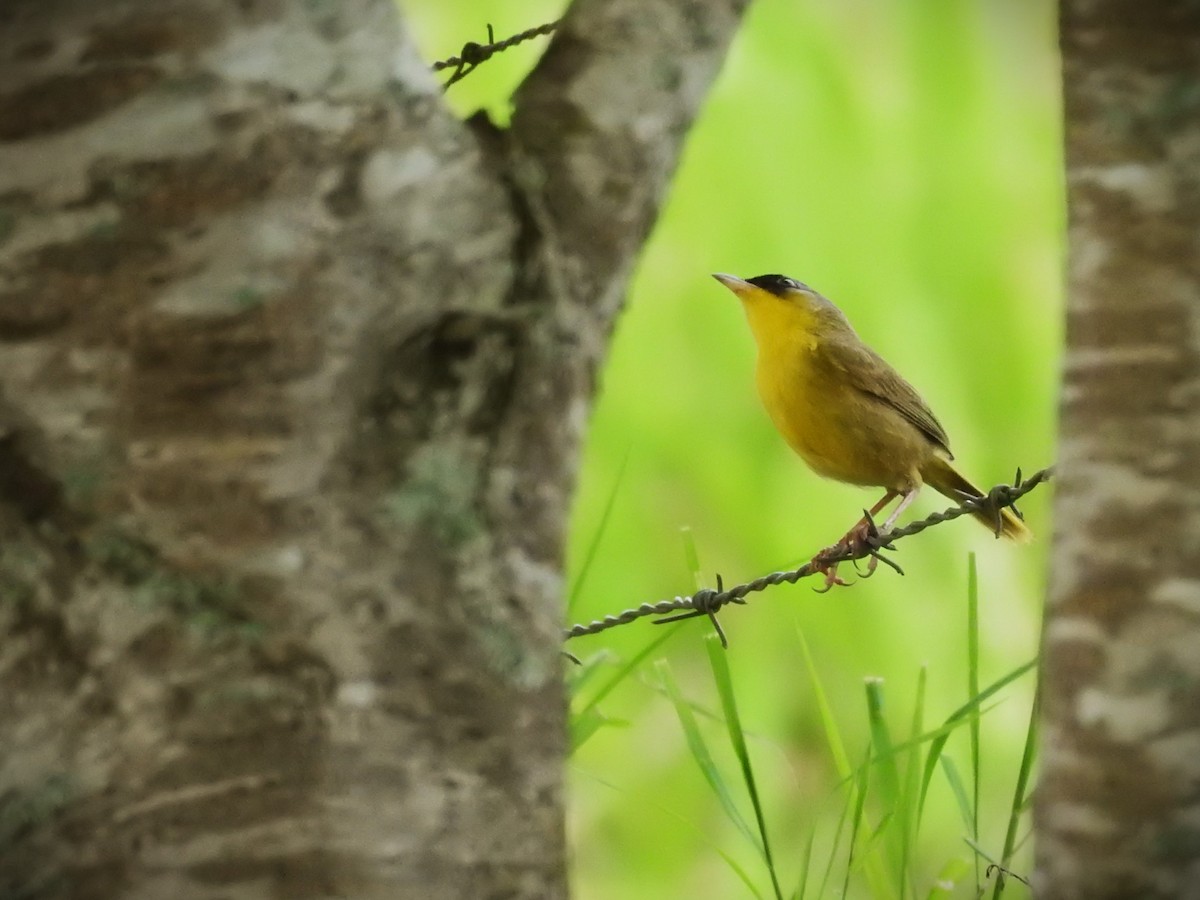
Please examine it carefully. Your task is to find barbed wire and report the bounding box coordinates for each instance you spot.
[564,466,1054,647]
[432,21,560,89]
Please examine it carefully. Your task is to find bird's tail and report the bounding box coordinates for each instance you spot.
[922,455,1032,543]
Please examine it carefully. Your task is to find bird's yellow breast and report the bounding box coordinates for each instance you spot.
[744,295,927,490]
[754,340,861,483]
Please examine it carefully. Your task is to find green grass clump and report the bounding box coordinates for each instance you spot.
[568,551,1039,898]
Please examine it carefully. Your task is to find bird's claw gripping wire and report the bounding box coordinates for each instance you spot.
[812,545,859,592]
[652,574,741,648]
[811,540,853,592]
[812,508,903,591]
[859,508,903,576]
[849,508,900,579]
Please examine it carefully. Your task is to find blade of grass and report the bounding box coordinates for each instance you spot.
[705,634,785,900]
[574,764,765,899]
[965,835,1033,895]
[967,553,982,891]
[1012,825,1033,854]
[796,625,853,779]
[567,649,616,700]
[863,809,896,857]
[939,756,974,834]
[917,658,1037,819]
[567,449,631,615]
[963,836,1003,871]
[642,678,772,737]
[1019,790,1036,814]
[816,766,856,900]
[792,826,816,900]
[991,688,1039,900]
[841,749,873,899]
[865,677,901,810]
[899,665,928,900]
[577,628,678,718]
[798,621,892,898]
[656,659,761,853]
[569,708,629,750]
[864,676,901,882]
[846,698,1006,778]
[681,524,703,589]
[964,838,1031,895]
[571,627,678,754]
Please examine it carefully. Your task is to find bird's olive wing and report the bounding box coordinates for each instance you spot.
[816,336,953,456]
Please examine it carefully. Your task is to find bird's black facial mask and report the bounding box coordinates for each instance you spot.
[746,274,810,297]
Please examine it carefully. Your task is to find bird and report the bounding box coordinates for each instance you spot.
[712,272,1030,588]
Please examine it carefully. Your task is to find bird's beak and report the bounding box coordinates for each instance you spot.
[712,273,751,297]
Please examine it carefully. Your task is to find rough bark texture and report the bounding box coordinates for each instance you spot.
[1038,1,1200,897]
[0,0,745,896]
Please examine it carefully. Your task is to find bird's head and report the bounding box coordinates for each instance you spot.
[712,273,850,346]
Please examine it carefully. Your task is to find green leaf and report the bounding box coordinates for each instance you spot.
[917,658,1038,820]
[967,553,982,888]
[796,624,853,779]
[865,676,901,813]
[791,827,816,900]
[991,689,1039,900]
[706,634,785,900]
[567,449,631,615]
[570,628,678,754]
[571,764,765,899]
[899,665,929,898]
[940,756,974,834]
[842,749,873,898]
[657,660,761,853]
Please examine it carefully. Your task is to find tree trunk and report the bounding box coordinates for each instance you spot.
[1038,1,1200,897]
[0,1,745,896]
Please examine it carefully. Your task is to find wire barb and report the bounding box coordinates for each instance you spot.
[432,20,560,89]
[653,575,738,648]
[849,507,902,580]
[563,465,1054,645]
[866,548,904,577]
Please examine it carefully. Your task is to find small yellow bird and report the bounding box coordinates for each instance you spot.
[713,273,1029,586]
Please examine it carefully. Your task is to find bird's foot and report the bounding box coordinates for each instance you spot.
[810,553,851,592]
[811,513,902,592]
[810,523,868,591]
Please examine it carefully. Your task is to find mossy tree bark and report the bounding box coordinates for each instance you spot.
[0,1,746,897]
[1038,1,1200,896]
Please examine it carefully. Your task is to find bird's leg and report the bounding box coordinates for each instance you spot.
[812,490,898,590]
[813,487,923,589]
[879,487,920,533]
[853,487,920,580]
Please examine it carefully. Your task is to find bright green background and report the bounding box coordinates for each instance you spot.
[405,1,1062,896]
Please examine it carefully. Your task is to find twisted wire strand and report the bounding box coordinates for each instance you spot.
[433,21,559,87]
[564,466,1053,641]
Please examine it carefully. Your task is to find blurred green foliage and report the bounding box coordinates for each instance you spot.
[405,0,1061,896]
